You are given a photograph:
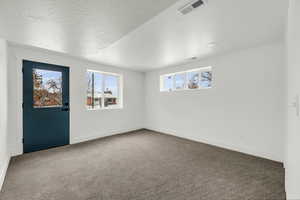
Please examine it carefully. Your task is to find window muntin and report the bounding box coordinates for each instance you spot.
[86,70,122,110]
[160,67,212,92]
[33,69,63,108]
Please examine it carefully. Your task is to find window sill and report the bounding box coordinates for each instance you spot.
[160,86,212,93]
[86,106,123,111]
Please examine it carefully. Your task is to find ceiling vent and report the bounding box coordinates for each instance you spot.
[178,0,206,15]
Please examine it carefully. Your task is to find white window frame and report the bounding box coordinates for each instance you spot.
[160,66,212,92]
[86,69,123,110]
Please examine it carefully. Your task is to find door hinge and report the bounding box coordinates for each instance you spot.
[22,138,24,144]
[22,102,24,109]
[22,67,24,74]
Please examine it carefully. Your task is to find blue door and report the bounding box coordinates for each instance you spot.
[23,60,70,153]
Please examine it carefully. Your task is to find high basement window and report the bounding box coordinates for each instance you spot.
[160,67,212,92]
[86,70,123,110]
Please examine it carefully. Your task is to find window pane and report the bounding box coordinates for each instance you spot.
[163,75,173,91]
[175,73,186,90]
[94,73,103,109]
[200,71,212,88]
[86,72,103,109]
[104,75,119,108]
[187,71,199,89]
[33,69,62,108]
[86,71,93,109]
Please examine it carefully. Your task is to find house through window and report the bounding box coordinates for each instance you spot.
[86,70,122,110]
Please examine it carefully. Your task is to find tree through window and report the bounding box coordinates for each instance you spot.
[33,69,62,108]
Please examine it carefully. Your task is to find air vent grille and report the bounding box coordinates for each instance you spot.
[178,0,206,15]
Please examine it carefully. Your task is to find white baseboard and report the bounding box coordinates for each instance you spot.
[11,128,145,156]
[145,127,283,163]
[71,127,144,145]
[0,156,10,192]
[10,127,282,163]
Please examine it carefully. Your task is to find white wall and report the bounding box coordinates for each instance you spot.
[145,42,285,162]
[0,38,9,191]
[2,40,287,191]
[285,0,300,199]
[8,44,145,156]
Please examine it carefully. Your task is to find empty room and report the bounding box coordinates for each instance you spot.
[0,0,300,199]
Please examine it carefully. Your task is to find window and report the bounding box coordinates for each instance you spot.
[160,67,212,92]
[86,70,122,110]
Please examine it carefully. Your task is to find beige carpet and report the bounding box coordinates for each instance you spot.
[0,129,285,200]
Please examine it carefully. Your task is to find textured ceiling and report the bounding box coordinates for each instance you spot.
[0,0,179,57]
[89,0,288,70]
[0,0,288,71]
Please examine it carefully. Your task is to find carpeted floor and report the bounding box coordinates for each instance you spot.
[0,129,285,200]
